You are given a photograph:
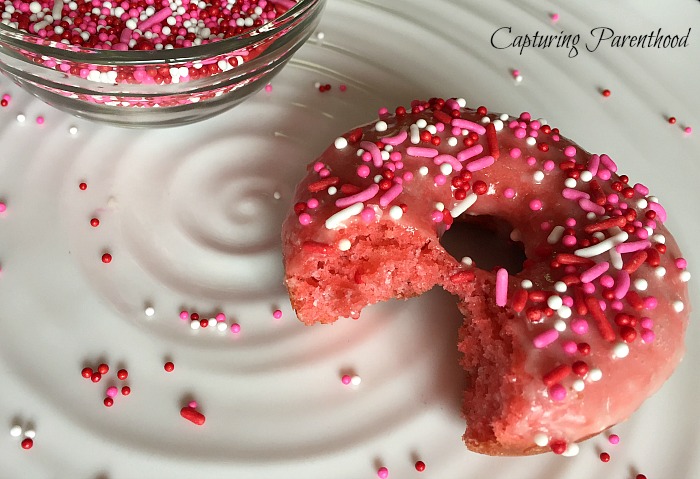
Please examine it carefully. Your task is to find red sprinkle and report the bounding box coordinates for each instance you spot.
[308,176,340,193]
[623,250,647,273]
[104,397,114,407]
[415,460,426,472]
[97,363,109,375]
[21,438,33,450]
[79,182,87,190]
[121,386,131,396]
[511,288,528,312]
[668,117,676,124]
[91,372,102,383]
[486,122,500,159]
[81,367,93,379]
[586,296,616,341]
[117,369,128,380]
[302,241,329,254]
[90,218,100,227]
[164,361,175,372]
[180,406,206,425]
[599,452,611,462]
[542,364,571,387]
[101,253,112,264]
[601,89,611,97]
[449,270,475,284]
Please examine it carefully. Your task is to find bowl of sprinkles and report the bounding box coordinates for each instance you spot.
[0,0,325,126]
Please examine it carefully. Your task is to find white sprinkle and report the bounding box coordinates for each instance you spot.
[325,202,364,230]
[388,205,403,220]
[383,145,393,152]
[447,137,458,146]
[586,212,596,220]
[480,116,491,124]
[216,321,227,332]
[456,98,467,107]
[410,124,420,144]
[492,119,503,131]
[651,234,666,244]
[613,342,630,359]
[574,231,628,258]
[680,271,691,282]
[273,191,281,200]
[633,279,648,291]
[533,433,549,447]
[439,163,453,176]
[609,248,623,270]
[644,226,654,236]
[547,225,565,244]
[499,113,509,121]
[521,279,533,289]
[9,425,22,437]
[375,120,388,132]
[637,198,648,209]
[673,300,684,313]
[16,114,26,123]
[588,368,603,382]
[29,1,41,13]
[416,118,427,128]
[334,137,348,149]
[327,186,337,196]
[69,126,78,135]
[316,31,325,40]
[380,150,390,161]
[350,375,362,386]
[564,178,577,188]
[525,136,536,146]
[190,320,200,330]
[648,195,659,203]
[533,171,545,183]
[338,238,351,251]
[461,256,473,266]
[579,170,593,182]
[373,175,383,183]
[554,281,567,293]
[418,166,429,176]
[510,229,521,241]
[434,202,445,212]
[557,306,572,320]
[554,319,567,331]
[655,266,666,277]
[572,379,585,392]
[547,295,563,310]
[144,307,155,317]
[426,124,437,135]
[24,429,36,439]
[450,192,478,218]
[562,443,580,457]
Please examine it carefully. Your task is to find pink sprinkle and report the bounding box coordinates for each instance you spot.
[529,199,543,211]
[509,148,521,158]
[361,207,375,223]
[526,156,536,166]
[406,146,439,158]
[403,172,414,182]
[216,313,226,322]
[298,213,311,225]
[599,275,615,288]
[357,165,370,178]
[504,188,515,199]
[434,174,447,186]
[614,271,630,299]
[562,235,577,247]
[543,160,555,171]
[540,221,552,231]
[465,155,495,172]
[377,107,389,115]
[360,141,383,167]
[306,198,319,209]
[548,384,566,401]
[551,12,560,22]
[319,168,330,178]
[582,283,595,294]
[179,311,189,320]
[611,300,624,311]
[495,268,508,307]
[615,240,651,254]
[431,210,444,223]
[273,309,282,319]
[188,400,198,408]
[341,374,351,385]
[607,193,619,204]
[533,329,559,348]
[264,83,273,92]
[562,188,590,201]
[335,184,379,208]
[562,340,578,354]
[599,154,617,172]
[641,329,655,343]
[379,184,403,207]
[0,202,6,213]
[451,118,486,135]
[578,198,606,215]
[597,168,612,181]
[36,116,44,125]
[634,183,649,195]
[514,128,527,139]
[340,84,347,92]
[106,386,118,398]
[512,69,520,77]
[382,131,408,146]
[643,296,658,310]
[587,154,600,175]
[647,201,667,222]
[313,162,324,173]
[434,154,462,171]
[231,323,241,334]
[562,296,574,307]
[580,261,609,283]
[608,434,620,445]
[445,99,460,111]
[685,126,693,134]
[571,318,589,334]
[675,258,688,269]
[377,467,389,479]
[456,144,484,162]
[361,151,372,163]
[564,146,576,157]
[520,112,531,121]
[640,317,654,329]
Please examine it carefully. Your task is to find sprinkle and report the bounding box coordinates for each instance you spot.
[341,374,351,385]
[377,467,389,479]
[231,323,241,333]
[655,266,666,277]
[456,144,485,163]
[612,342,629,358]
[543,364,571,387]
[613,271,630,299]
[10,425,22,437]
[350,375,362,386]
[562,443,579,457]
[334,137,348,149]
[608,434,620,445]
[375,121,388,132]
[680,271,691,282]
[533,329,559,349]
[388,205,403,220]
[580,261,609,283]
[164,361,174,372]
[600,452,611,462]
[382,131,408,145]
[415,460,426,472]
[486,123,499,159]
[21,438,33,449]
[180,407,206,426]
[615,240,651,254]
[308,176,340,193]
[533,433,549,447]
[335,184,379,208]
[16,114,26,123]
[450,192,478,217]
[588,368,603,381]
[574,231,628,258]
[379,184,403,207]
[586,296,616,342]
[578,198,605,215]
[106,386,118,398]
[495,268,509,306]
[562,188,589,201]
[548,384,566,401]
[451,118,486,135]
[647,201,667,222]
[406,146,439,158]
[325,202,364,229]
[434,154,462,171]
[547,225,565,244]
[673,301,684,312]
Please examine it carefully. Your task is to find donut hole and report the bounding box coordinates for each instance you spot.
[439,215,526,275]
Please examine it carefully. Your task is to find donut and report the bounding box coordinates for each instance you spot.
[281,98,691,456]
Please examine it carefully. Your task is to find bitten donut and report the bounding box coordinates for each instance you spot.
[281,98,691,456]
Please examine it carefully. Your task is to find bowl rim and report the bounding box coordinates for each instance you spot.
[0,0,323,64]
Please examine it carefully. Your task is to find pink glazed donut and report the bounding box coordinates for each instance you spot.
[281,98,690,455]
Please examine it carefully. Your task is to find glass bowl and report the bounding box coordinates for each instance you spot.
[0,0,325,127]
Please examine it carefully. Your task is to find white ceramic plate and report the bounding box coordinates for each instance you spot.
[0,1,698,478]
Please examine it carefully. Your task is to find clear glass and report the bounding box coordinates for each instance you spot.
[0,0,325,127]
